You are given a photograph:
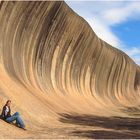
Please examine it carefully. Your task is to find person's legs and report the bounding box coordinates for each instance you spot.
[16,116,25,128]
[13,112,20,116]
[6,112,25,128]
[6,112,19,123]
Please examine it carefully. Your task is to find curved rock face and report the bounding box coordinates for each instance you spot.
[0,1,140,127]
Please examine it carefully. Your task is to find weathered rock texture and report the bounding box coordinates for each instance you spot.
[0,1,140,138]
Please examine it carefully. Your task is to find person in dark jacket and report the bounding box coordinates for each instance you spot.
[1,100,26,129]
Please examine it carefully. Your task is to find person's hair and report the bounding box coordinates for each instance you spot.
[5,100,11,106]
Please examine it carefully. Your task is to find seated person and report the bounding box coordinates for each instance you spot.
[1,100,26,129]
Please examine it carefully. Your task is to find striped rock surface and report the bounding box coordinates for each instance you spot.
[0,1,140,138]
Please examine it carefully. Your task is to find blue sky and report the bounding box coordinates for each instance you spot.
[65,1,140,65]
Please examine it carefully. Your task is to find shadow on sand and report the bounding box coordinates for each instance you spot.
[59,113,140,139]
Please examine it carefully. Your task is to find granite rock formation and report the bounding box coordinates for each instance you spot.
[0,1,140,138]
